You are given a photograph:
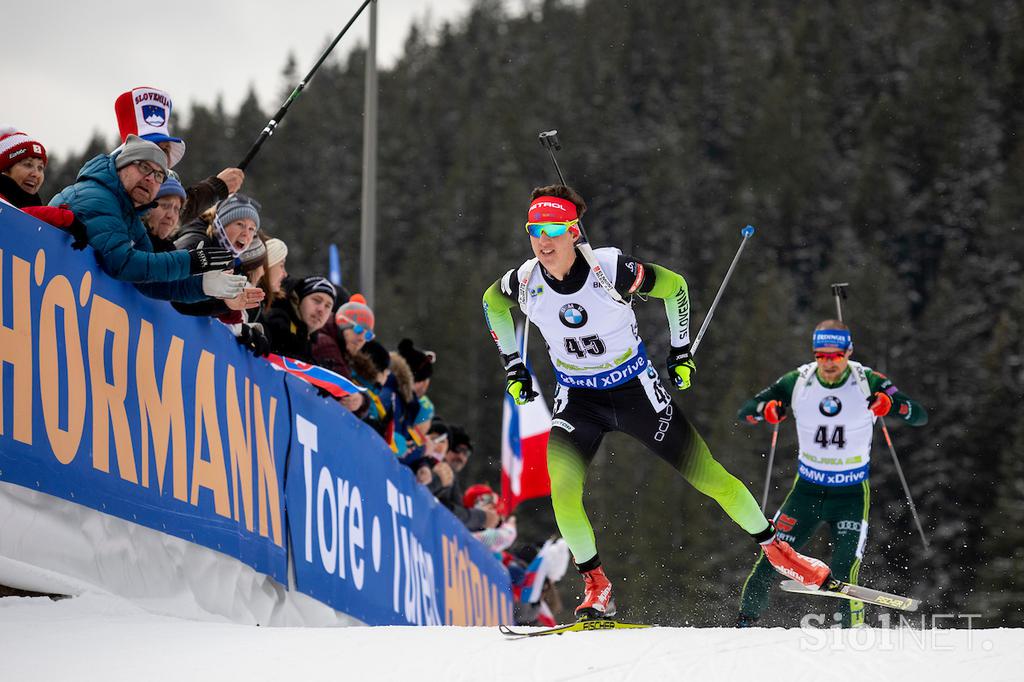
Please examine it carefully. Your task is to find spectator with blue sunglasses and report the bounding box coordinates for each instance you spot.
[311,293,375,414]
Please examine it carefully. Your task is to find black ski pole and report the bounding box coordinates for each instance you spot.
[537,130,622,301]
[238,0,375,170]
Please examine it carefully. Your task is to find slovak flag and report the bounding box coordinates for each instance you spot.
[264,354,366,398]
[500,325,551,514]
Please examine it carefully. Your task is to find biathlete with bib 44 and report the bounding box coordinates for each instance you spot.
[736,320,927,627]
[481,183,834,621]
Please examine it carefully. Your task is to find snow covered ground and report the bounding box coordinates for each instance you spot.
[1,593,1021,682]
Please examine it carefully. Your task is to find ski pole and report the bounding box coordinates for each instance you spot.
[760,421,780,512]
[238,0,375,170]
[880,419,930,550]
[831,283,930,551]
[830,282,849,321]
[690,225,756,356]
[538,130,623,303]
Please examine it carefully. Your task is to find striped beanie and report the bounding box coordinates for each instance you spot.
[0,126,47,172]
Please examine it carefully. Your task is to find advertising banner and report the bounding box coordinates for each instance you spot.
[286,381,513,625]
[0,206,289,580]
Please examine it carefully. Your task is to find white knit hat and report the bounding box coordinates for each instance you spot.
[265,237,288,267]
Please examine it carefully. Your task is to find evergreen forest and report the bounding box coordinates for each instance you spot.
[46,0,1024,627]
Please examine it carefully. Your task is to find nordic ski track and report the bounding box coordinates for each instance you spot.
[1,593,1020,682]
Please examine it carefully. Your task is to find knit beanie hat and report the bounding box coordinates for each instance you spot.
[215,193,261,231]
[296,276,336,304]
[213,193,261,255]
[0,126,47,172]
[398,338,436,382]
[239,237,267,273]
[114,135,168,174]
[463,484,497,509]
[336,293,375,332]
[265,237,288,268]
[114,86,186,167]
[155,176,186,201]
[361,340,391,374]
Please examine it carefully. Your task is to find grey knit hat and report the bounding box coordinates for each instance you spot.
[114,134,168,174]
[215,193,261,231]
[239,237,267,273]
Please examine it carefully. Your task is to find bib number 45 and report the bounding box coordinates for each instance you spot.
[814,425,846,449]
[564,334,606,358]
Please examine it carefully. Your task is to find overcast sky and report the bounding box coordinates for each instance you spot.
[2,0,478,159]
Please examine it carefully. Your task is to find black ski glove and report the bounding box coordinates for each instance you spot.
[238,323,271,357]
[68,217,89,251]
[505,356,538,405]
[188,244,235,274]
[666,344,696,390]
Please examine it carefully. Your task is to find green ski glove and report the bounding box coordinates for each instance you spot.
[666,345,696,391]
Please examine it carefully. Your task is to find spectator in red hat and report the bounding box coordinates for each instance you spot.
[114,86,244,224]
[312,294,375,376]
[0,125,86,244]
[312,293,374,414]
[464,484,518,553]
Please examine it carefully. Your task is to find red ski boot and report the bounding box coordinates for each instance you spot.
[574,565,616,620]
[761,536,831,589]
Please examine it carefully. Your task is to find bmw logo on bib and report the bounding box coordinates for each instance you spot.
[819,395,842,417]
[559,303,588,329]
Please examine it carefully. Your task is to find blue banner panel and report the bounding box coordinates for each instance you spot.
[285,378,514,625]
[0,206,289,581]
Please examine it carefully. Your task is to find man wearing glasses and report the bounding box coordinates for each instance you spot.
[50,135,240,302]
[482,184,833,621]
[735,320,927,627]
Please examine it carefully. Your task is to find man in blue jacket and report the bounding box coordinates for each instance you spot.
[49,135,243,302]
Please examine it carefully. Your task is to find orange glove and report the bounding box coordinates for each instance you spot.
[868,392,893,417]
[764,400,787,424]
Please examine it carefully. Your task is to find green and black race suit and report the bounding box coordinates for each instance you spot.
[483,248,773,566]
[737,363,926,626]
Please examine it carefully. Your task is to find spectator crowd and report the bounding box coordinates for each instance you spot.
[0,85,565,625]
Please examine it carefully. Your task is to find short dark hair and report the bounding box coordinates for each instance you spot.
[530,184,587,218]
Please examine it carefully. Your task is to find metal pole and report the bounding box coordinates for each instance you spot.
[359,0,378,305]
[880,419,930,550]
[238,0,375,170]
[831,282,849,321]
[760,422,780,512]
[690,225,756,356]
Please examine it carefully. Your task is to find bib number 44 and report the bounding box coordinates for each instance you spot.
[814,425,846,449]
[564,334,606,358]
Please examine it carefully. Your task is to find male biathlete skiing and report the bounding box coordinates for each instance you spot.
[482,184,832,620]
[736,320,927,627]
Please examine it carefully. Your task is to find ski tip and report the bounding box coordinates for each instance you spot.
[741,224,756,238]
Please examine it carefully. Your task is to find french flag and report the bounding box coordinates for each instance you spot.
[500,326,551,514]
[264,354,366,398]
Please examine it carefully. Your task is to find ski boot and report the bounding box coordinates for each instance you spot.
[574,565,616,620]
[761,535,831,589]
